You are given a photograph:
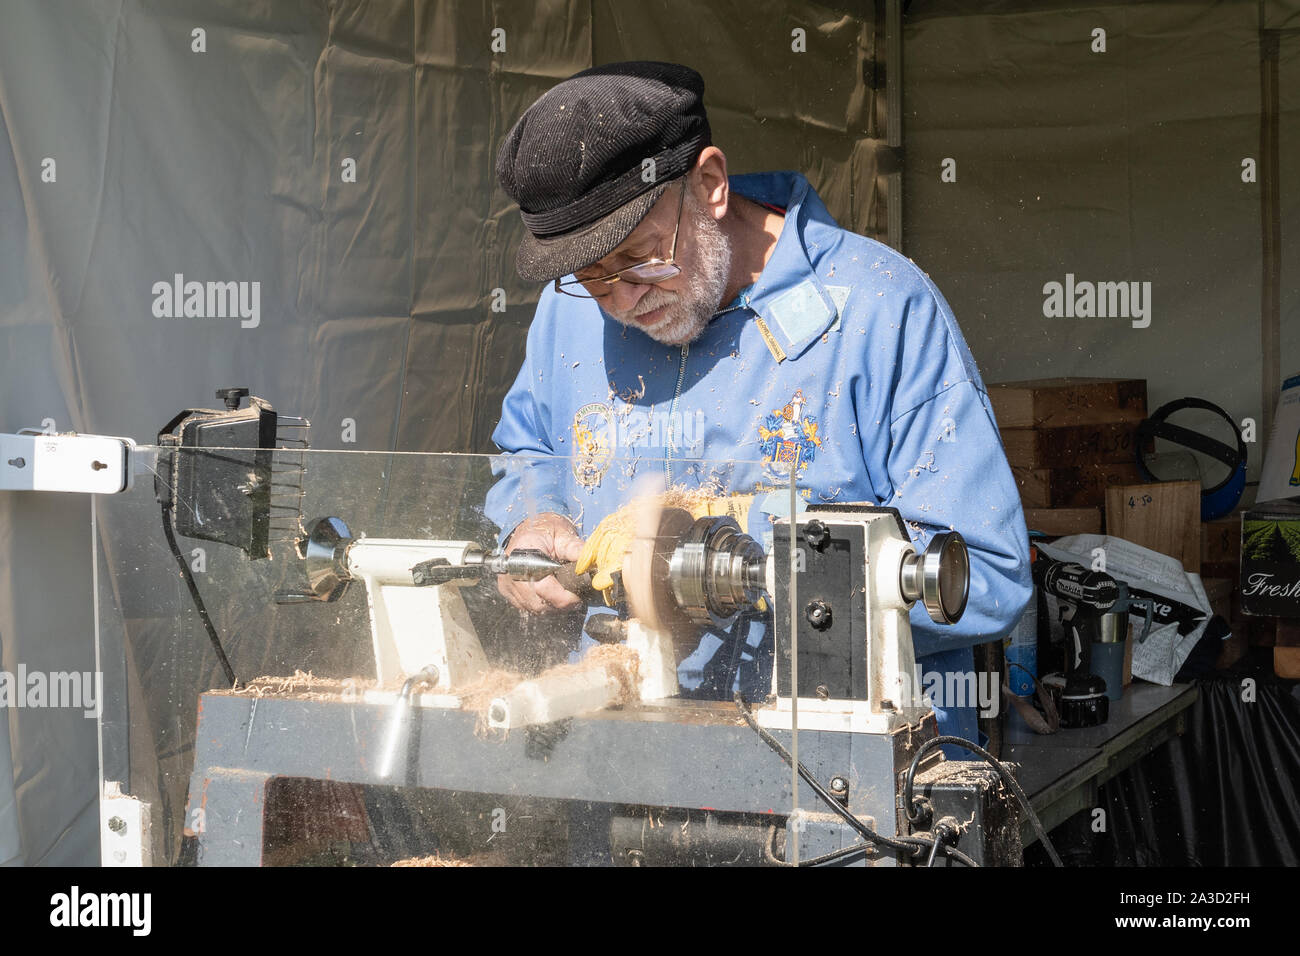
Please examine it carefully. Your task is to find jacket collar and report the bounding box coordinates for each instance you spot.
[726,171,843,361]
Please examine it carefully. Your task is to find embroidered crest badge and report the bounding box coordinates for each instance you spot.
[571,403,614,490]
[758,388,823,482]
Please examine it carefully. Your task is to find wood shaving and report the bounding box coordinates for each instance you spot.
[224,670,376,701]
[582,643,641,706]
[391,850,509,867]
[454,668,533,719]
[216,643,642,728]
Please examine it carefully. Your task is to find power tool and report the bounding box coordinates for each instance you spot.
[1034,555,1118,728]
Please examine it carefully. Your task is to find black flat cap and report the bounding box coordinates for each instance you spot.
[496,61,711,283]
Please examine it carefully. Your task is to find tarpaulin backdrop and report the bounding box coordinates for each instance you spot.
[905,0,1300,466]
[0,0,890,864]
[1023,660,1300,867]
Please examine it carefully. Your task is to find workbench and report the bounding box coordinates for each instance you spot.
[181,684,1198,865]
[1008,681,1199,846]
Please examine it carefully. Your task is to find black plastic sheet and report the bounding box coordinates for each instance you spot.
[1027,650,1300,866]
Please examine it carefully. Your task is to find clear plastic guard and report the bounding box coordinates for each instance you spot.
[93,445,810,866]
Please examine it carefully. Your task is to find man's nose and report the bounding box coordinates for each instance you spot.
[607,279,650,314]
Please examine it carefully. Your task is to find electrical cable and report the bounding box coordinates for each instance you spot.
[895,835,977,868]
[798,842,872,867]
[155,406,240,687]
[738,691,920,858]
[735,693,977,866]
[926,836,942,867]
[801,838,972,868]
[161,501,238,687]
[763,825,877,867]
[734,692,913,852]
[903,734,1062,867]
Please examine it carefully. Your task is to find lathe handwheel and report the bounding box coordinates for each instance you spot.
[900,531,970,625]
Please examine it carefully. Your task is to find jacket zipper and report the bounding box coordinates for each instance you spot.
[666,343,689,484]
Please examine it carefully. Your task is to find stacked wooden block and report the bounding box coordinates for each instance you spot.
[989,377,1300,674]
[988,377,1150,537]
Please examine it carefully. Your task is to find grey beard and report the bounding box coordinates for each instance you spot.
[607,197,733,347]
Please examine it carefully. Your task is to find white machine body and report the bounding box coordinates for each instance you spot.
[345,538,489,689]
[758,510,929,735]
[100,781,152,867]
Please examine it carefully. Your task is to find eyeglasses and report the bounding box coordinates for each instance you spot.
[554,179,687,299]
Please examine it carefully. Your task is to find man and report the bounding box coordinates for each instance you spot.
[484,61,1032,743]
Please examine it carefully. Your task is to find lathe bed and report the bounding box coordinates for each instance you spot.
[184,689,1020,866]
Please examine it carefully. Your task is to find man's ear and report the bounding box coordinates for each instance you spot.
[693,146,730,220]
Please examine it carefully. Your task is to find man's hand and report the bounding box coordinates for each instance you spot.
[497,513,586,614]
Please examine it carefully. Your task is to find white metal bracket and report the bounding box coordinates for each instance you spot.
[1,432,134,494]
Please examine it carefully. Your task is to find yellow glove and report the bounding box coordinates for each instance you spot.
[574,492,755,605]
[574,513,635,598]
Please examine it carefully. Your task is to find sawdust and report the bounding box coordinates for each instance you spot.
[391,850,509,867]
[454,668,532,719]
[225,670,375,701]
[214,644,641,727]
[583,643,641,706]
[455,644,641,732]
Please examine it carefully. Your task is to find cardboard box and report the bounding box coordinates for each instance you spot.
[1240,495,1300,617]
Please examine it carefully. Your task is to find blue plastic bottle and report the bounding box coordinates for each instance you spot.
[1004,601,1037,698]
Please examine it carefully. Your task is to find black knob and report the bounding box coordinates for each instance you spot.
[806,599,833,630]
[216,387,250,411]
[803,519,829,551]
